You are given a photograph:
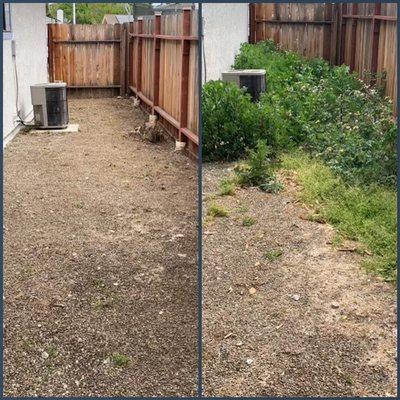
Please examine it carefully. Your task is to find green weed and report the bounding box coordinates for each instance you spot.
[93,279,106,290]
[111,353,130,367]
[264,249,283,261]
[218,178,236,196]
[282,151,396,281]
[232,40,396,187]
[202,80,267,161]
[207,203,229,218]
[242,216,256,227]
[46,344,58,358]
[22,339,34,351]
[234,140,283,193]
[93,298,115,310]
[75,201,84,209]
[344,375,354,386]
[237,204,250,213]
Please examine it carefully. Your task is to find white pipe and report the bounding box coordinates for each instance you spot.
[72,3,76,24]
[56,9,63,24]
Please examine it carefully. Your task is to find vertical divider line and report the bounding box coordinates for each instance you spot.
[0,5,4,397]
[396,7,400,397]
[197,3,203,397]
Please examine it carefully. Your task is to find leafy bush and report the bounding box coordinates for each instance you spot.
[232,40,396,187]
[234,140,282,193]
[202,80,267,161]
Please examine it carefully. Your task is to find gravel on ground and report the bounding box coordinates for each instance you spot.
[203,163,397,397]
[4,98,198,397]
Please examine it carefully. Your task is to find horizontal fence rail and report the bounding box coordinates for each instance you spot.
[249,2,397,114]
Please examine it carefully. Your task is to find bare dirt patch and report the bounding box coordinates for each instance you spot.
[203,163,397,397]
[3,98,197,397]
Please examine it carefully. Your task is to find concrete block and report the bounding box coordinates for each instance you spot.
[30,124,79,134]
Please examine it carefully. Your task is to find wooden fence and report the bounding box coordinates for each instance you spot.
[48,24,123,97]
[127,9,199,157]
[48,8,199,157]
[249,3,397,113]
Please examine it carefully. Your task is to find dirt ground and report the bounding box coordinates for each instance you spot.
[3,98,197,397]
[203,163,397,397]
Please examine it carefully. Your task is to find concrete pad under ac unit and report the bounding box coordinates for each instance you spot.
[30,124,79,134]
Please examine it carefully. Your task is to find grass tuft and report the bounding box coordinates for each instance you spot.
[237,204,249,213]
[282,151,396,281]
[75,201,84,209]
[264,249,283,261]
[111,353,130,367]
[46,344,58,358]
[242,216,256,227]
[218,178,236,196]
[207,203,229,218]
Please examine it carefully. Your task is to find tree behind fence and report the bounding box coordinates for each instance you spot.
[249,2,397,114]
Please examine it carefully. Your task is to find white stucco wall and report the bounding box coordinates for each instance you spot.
[202,3,248,82]
[3,3,48,144]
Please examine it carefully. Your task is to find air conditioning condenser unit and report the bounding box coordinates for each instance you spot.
[222,69,266,102]
[30,82,69,129]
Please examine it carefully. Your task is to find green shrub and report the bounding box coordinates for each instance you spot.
[233,40,396,187]
[235,140,282,193]
[202,80,267,161]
